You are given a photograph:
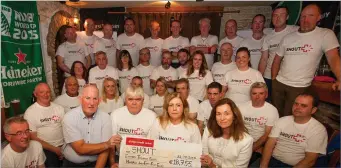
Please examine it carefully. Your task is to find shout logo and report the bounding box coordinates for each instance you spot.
[119,127,144,135]
[40,115,61,123]
[256,117,267,125]
[159,135,186,142]
[122,43,136,48]
[164,76,172,81]
[286,44,313,53]
[14,48,27,64]
[51,115,60,122]
[231,79,252,85]
[293,134,306,143]
[175,137,185,142]
[85,43,94,49]
[77,48,85,55]
[147,46,159,52]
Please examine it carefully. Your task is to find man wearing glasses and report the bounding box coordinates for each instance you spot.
[2,116,46,168]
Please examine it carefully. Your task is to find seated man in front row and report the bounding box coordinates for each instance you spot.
[260,92,328,168]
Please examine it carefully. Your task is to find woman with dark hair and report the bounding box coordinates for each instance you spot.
[222,47,265,104]
[149,77,169,116]
[62,61,88,94]
[117,50,138,94]
[148,92,201,144]
[201,98,253,168]
[179,50,213,102]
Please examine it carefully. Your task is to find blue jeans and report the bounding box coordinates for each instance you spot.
[264,78,272,103]
[268,157,292,167]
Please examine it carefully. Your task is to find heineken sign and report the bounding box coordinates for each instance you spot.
[1,1,46,116]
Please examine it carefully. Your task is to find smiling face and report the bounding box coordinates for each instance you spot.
[192,54,203,70]
[215,104,234,129]
[235,50,250,69]
[220,43,233,63]
[65,77,79,96]
[124,19,135,34]
[167,97,184,121]
[104,80,116,97]
[5,122,30,151]
[34,83,51,106]
[74,62,85,77]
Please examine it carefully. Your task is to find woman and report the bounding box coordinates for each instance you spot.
[117,50,138,94]
[180,50,213,102]
[201,98,253,168]
[149,77,168,116]
[62,61,88,94]
[223,47,265,104]
[98,77,123,114]
[147,92,201,144]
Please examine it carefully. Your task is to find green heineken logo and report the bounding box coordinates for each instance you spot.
[1,5,12,37]
[14,48,27,64]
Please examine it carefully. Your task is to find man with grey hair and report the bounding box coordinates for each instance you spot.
[190,17,219,69]
[121,76,151,108]
[144,21,164,67]
[238,82,279,165]
[54,76,80,112]
[2,117,46,168]
[110,86,156,166]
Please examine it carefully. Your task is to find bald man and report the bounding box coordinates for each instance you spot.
[54,76,81,112]
[145,21,164,67]
[24,83,65,167]
[271,4,340,117]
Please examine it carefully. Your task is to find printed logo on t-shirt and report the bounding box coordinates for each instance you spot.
[231,79,252,85]
[161,76,173,81]
[159,135,185,142]
[280,131,306,143]
[188,76,204,81]
[122,43,136,49]
[68,48,85,55]
[95,75,109,81]
[269,44,279,49]
[244,116,267,125]
[141,75,151,80]
[286,44,313,53]
[147,46,159,52]
[26,159,37,168]
[40,115,61,123]
[197,44,207,47]
[249,48,261,53]
[119,127,144,135]
[85,43,94,49]
[214,74,224,78]
[119,75,132,80]
[169,45,183,51]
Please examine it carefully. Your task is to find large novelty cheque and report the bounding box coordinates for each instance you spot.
[119,136,202,168]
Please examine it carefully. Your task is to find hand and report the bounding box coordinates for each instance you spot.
[108,135,122,148]
[332,81,340,91]
[111,163,119,168]
[210,46,217,53]
[190,46,196,53]
[200,155,213,167]
[54,147,63,160]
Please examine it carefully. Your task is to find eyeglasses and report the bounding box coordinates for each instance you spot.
[6,129,31,136]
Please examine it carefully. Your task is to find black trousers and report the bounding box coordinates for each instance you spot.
[43,149,63,167]
[62,159,96,168]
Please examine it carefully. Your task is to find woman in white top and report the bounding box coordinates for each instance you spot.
[62,61,88,94]
[149,77,169,116]
[148,92,201,144]
[180,50,213,102]
[98,77,123,114]
[201,98,253,168]
[223,47,265,104]
[117,50,138,94]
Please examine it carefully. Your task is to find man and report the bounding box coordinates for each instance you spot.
[240,14,266,69]
[218,19,244,61]
[150,51,179,93]
[110,86,156,166]
[89,51,119,96]
[2,117,46,168]
[56,26,91,76]
[77,18,100,66]
[197,82,224,135]
[190,18,219,69]
[258,6,299,102]
[260,92,328,167]
[94,23,118,67]
[176,78,200,121]
[238,82,279,165]
[162,20,190,68]
[62,84,117,167]
[121,76,150,108]
[176,48,190,76]
[116,17,145,66]
[136,48,155,96]
[271,4,340,117]
[144,21,164,67]
[211,42,237,86]
[54,76,80,112]
[24,83,65,167]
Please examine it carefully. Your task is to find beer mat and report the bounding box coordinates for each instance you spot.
[313,76,336,83]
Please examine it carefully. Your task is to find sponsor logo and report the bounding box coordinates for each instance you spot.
[269,44,279,49]
[249,48,261,53]
[231,79,252,84]
[159,135,185,142]
[119,75,132,80]
[169,45,183,51]
[1,5,12,37]
[244,116,267,125]
[147,46,159,52]
[119,127,144,135]
[286,44,313,53]
[40,115,61,123]
[122,43,136,48]
[14,48,27,64]
[280,132,306,143]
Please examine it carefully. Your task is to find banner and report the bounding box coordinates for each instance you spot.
[1,1,46,116]
[119,136,202,168]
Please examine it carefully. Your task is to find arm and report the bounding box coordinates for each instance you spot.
[150,79,156,89]
[325,48,341,90]
[56,55,70,74]
[271,55,283,79]
[258,50,269,75]
[31,132,62,158]
[188,113,197,122]
[293,152,319,168]
[222,85,228,96]
[253,126,272,151]
[85,55,91,69]
[95,149,109,168]
[109,148,116,166]
[70,139,109,155]
[260,137,277,168]
[38,164,46,168]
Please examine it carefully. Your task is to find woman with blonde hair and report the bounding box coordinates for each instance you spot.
[149,77,169,116]
[98,77,123,114]
[147,92,201,144]
[201,98,253,168]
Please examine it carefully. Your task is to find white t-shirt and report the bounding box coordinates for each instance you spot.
[150,66,178,93]
[197,100,212,128]
[224,68,265,104]
[61,78,86,95]
[136,64,155,96]
[1,140,46,168]
[211,61,237,85]
[118,67,138,94]
[180,70,214,101]
[117,33,145,66]
[24,102,65,147]
[276,27,340,87]
[202,127,253,168]
[144,37,164,67]
[93,37,117,67]
[148,119,201,144]
[261,25,299,79]
[240,36,265,70]
[187,95,200,114]
[269,116,328,166]
[56,41,90,75]
[76,31,100,65]
[149,94,165,116]
[190,34,219,69]
[162,36,190,63]
[98,97,124,114]
[53,93,80,113]
[177,66,187,77]
[88,66,119,95]
[238,101,279,141]
[111,106,156,138]
[218,36,244,61]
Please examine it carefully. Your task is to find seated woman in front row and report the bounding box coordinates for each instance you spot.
[201,98,253,168]
[148,92,201,144]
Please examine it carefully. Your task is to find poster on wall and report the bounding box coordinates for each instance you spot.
[1,1,46,116]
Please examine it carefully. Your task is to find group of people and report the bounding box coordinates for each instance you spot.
[2,3,340,168]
